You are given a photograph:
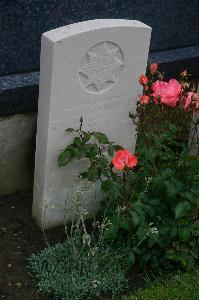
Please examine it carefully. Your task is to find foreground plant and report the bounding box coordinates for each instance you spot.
[28,180,128,300]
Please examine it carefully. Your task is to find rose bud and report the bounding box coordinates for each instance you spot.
[180,70,187,78]
[139,95,150,105]
[139,74,149,85]
[149,63,158,74]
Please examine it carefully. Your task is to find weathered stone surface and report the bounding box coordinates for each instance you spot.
[1,0,199,76]
[0,113,37,195]
[0,72,39,117]
[32,19,151,229]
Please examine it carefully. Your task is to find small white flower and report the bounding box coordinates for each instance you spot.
[91,279,101,288]
[83,233,91,246]
[150,227,159,234]
[122,205,127,211]
[116,205,122,213]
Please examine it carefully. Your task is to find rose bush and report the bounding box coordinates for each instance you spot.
[58,66,199,272]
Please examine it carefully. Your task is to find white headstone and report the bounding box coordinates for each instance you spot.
[33,19,151,228]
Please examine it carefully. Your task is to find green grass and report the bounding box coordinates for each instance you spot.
[123,269,199,300]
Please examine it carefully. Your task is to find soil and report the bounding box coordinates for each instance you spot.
[0,192,145,300]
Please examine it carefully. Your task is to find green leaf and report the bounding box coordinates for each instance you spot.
[108,145,114,157]
[136,226,146,240]
[73,147,81,159]
[101,180,113,192]
[113,145,124,151]
[109,184,122,201]
[179,227,190,242]
[127,252,135,265]
[58,150,73,167]
[82,132,91,143]
[148,234,158,248]
[130,211,139,226]
[133,200,143,214]
[105,224,118,240]
[83,144,99,158]
[87,164,101,181]
[170,226,177,238]
[118,216,129,230]
[145,205,155,217]
[98,156,109,167]
[73,137,82,146]
[175,201,191,219]
[65,128,75,132]
[143,252,151,262]
[93,132,109,144]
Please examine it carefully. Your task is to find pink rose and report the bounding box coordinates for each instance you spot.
[184,92,194,111]
[112,149,138,171]
[139,95,150,105]
[152,79,181,107]
[139,75,149,85]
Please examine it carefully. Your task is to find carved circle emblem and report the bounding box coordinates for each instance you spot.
[79,41,124,93]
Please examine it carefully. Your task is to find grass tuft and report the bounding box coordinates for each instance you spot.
[123,269,199,300]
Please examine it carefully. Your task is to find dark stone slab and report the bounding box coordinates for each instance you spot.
[148,45,199,79]
[1,0,199,76]
[0,72,39,116]
[1,45,198,117]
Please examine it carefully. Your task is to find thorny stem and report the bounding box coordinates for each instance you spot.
[77,115,84,140]
[123,171,128,203]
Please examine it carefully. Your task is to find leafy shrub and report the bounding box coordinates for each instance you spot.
[58,66,199,272]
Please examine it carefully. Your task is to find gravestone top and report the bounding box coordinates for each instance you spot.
[44,19,150,42]
[32,19,151,228]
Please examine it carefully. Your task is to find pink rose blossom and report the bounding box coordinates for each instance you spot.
[152,79,181,107]
[112,149,138,171]
[139,95,150,105]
